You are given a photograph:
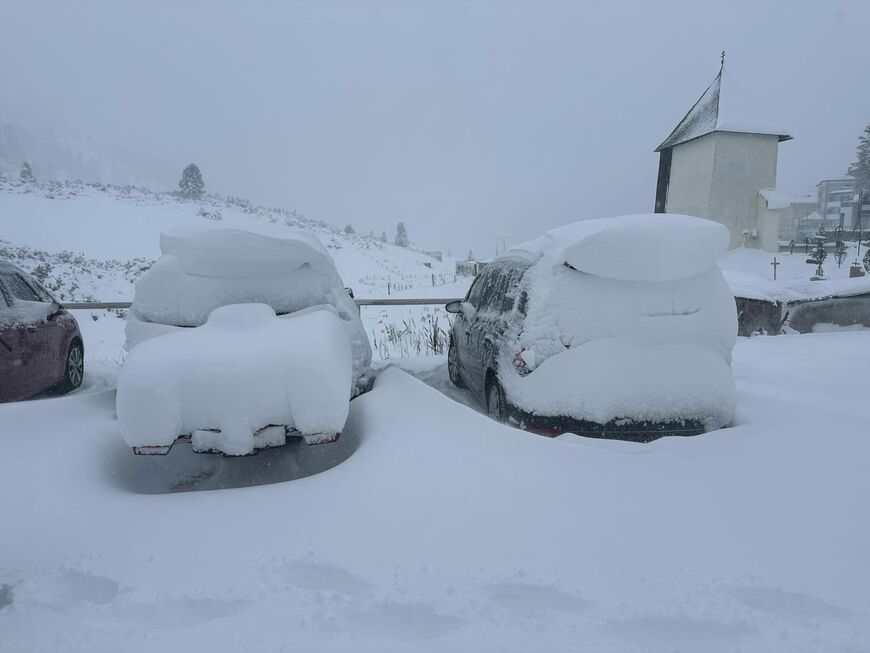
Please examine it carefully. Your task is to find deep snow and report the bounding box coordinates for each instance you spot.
[117,304,352,455]
[1,331,868,652]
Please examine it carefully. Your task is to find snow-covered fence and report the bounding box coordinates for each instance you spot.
[63,298,462,310]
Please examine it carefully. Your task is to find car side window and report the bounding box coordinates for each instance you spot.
[465,275,484,309]
[1,273,42,303]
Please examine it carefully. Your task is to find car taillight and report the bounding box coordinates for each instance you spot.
[514,345,534,376]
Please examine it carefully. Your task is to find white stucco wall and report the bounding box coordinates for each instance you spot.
[664,134,715,219]
[709,132,779,249]
[756,196,782,252]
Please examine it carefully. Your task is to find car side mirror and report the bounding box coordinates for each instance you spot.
[445,300,462,314]
[47,302,63,320]
[460,302,476,319]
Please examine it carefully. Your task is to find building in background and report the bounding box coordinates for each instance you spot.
[759,190,817,241]
[815,178,870,232]
[654,58,792,252]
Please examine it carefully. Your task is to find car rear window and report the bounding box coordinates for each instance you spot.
[477,259,529,315]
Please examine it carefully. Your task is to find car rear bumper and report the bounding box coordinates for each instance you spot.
[508,407,707,443]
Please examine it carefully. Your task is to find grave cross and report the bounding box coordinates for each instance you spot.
[770,256,780,281]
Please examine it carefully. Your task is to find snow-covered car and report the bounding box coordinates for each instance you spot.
[0,262,84,402]
[125,225,372,397]
[446,214,738,442]
[117,303,352,455]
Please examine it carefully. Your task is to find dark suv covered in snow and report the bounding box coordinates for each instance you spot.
[0,263,84,402]
[445,215,739,442]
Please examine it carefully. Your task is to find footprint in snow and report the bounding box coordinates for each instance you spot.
[605,612,757,646]
[44,570,121,606]
[0,583,13,610]
[343,600,464,640]
[282,559,370,597]
[485,581,593,615]
[731,584,853,623]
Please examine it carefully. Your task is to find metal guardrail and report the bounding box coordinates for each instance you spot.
[63,298,462,310]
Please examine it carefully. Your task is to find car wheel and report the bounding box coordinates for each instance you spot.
[486,376,506,423]
[448,338,466,388]
[54,341,84,395]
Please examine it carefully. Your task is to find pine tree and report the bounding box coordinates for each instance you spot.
[178,163,205,199]
[848,124,870,192]
[19,161,36,184]
[380,230,388,243]
[467,249,475,261]
[848,124,870,231]
[344,224,355,234]
[394,221,409,247]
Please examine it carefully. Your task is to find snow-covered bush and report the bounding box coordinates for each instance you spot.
[117,304,352,455]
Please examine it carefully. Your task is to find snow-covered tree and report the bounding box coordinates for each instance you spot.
[467,249,475,261]
[380,230,388,243]
[178,163,205,199]
[848,123,870,193]
[19,161,36,184]
[394,222,409,247]
[344,224,355,234]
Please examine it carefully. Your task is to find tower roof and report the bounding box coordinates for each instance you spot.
[655,63,792,152]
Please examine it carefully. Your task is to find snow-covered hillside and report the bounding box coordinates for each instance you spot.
[0,176,456,303]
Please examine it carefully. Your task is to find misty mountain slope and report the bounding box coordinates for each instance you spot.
[0,121,168,189]
[0,177,454,302]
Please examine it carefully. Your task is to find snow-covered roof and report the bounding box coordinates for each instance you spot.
[758,189,814,210]
[655,65,791,152]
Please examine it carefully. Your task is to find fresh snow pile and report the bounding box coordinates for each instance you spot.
[131,225,340,327]
[117,304,351,455]
[511,214,730,282]
[126,225,372,396]
[504,340,736,428]
[499,215,737,427]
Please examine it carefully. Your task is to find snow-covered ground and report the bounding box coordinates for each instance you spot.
[721,243,870,301]
[1,330,868,652]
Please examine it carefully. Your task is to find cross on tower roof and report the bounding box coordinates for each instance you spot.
[654,57,792,152]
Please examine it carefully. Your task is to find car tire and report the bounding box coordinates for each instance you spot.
[53,340,84,395]
[486,375,507,423]
[448,338,466,388]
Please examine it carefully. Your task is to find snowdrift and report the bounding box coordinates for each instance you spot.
[511,213,730,282]
[116,304,352,456]
[503,339,737,429]
[126,225,372,396]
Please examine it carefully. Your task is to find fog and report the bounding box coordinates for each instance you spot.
[2,0,868,257]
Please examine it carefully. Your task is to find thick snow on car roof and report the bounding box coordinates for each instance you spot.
[159,223,335,279]
[510,213,730,282]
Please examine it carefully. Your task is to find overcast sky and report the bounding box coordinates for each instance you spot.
[2,0,869,257]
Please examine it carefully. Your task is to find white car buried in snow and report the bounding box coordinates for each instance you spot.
[117,303,352,455]
[125,224,372,397]
[118,224,372,455]
[446,214,738,442]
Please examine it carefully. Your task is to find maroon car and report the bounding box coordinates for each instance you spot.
[0,262,84,402]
